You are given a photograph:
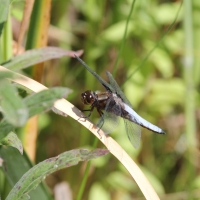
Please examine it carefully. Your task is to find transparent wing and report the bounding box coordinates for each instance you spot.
[123,119,141,149]
[106,72,132,107]
[75,55,112,91]
[97,112,120,134]
[97,99,121,134]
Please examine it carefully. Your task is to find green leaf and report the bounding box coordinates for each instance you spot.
[2,47,83,70]
[5,149,109,200]
[0,0,10,36]
[0,80,28,126]
[0,148,53,200]
[0,119,14,140]
[0,87,72,139]
[100,21,135,42]
[163,30,183,53]
[153,2,182,25]
[0,71,14,79]
[89,183,110,200]
[140,166,165,194]
[0,132,23,155]
[144,41,173,78]
[148,78,185,114]
[149,47,173,78]
[107,171,136,191]
[23,87,72,118]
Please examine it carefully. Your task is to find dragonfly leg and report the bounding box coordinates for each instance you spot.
[80,104,95,119]
[81,109,92,118]
[78,106,94,123]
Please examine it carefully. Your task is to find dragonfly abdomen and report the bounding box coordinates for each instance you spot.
[123,104,165,134]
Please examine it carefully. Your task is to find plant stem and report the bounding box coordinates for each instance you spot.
[113,0,136,77]
[76,138,99,200]
[183,0,197,195]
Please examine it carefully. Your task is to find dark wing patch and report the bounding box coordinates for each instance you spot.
[106,71,132,107]
[97,98,121,134]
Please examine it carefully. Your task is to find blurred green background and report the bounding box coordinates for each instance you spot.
[4,0,200,199]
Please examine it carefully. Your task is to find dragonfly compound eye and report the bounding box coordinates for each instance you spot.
[81,90,94,105]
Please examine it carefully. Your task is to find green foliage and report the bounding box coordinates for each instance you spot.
[5,149,108,200]
[0,0,10,36]
[3,47,83,70]
[0,132,23,154]
[0,0,199,200]
[0,79,29,126]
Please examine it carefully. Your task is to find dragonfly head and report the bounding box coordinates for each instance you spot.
[81,90,95,105]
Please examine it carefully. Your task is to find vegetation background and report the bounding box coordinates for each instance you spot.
[0,0,199,199]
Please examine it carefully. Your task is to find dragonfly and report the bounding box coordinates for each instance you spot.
[75,55,165,148]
